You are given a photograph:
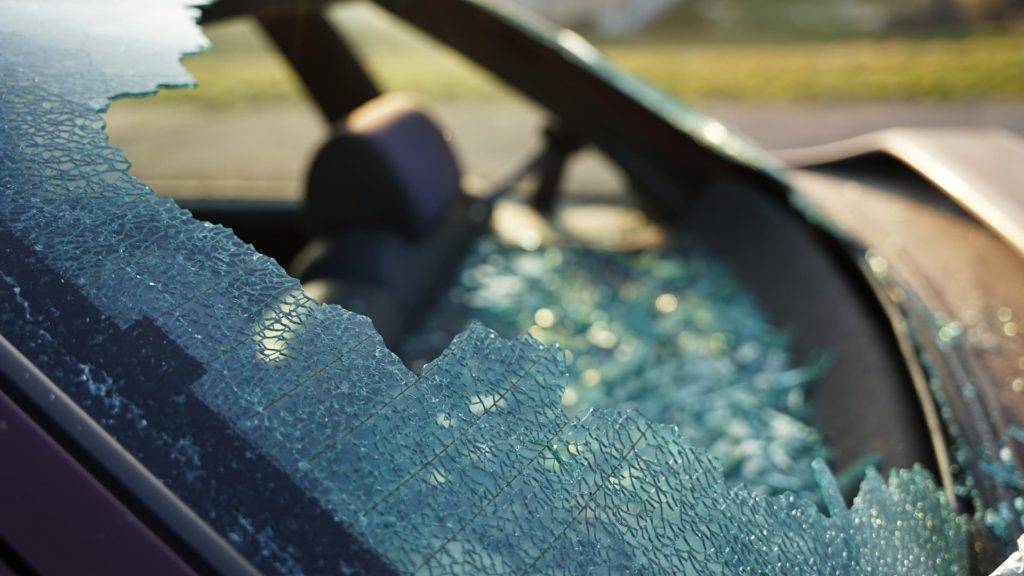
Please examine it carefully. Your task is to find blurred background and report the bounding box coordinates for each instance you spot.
[106,0,1024,201]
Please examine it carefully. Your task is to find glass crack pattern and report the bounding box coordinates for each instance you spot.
[0,1,969,574]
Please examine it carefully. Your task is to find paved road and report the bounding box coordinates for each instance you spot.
[705,102,1024,150]
[106,100,1024,200]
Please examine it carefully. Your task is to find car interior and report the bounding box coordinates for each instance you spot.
[185,0,941,501]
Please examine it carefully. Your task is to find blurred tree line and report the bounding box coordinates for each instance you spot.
[520,0,1024,39]
[896,0,1024,28]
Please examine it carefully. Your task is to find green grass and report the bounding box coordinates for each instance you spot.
[144,15,1024,108]
[606,34,1024,102]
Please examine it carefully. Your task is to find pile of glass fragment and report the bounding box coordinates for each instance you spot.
[404,236,830,496]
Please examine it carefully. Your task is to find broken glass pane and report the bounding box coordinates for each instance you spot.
[0,1,970,574]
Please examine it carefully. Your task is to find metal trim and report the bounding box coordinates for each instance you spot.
[0,334,262,576]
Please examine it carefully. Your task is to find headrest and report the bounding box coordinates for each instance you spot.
[305,93,462,239]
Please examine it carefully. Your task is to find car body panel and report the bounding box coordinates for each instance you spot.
[790,141,1024,565]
